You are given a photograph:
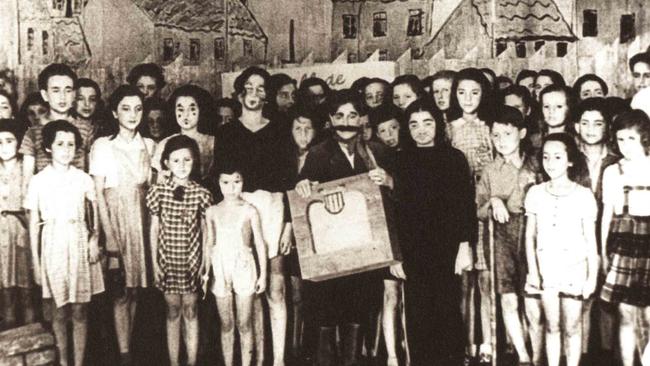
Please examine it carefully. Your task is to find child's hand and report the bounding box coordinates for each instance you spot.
[582,275,597,299]
[279,227,293,256]
[255,275,267,294]
[154,263,164,285]
[368,168,394,189]
[33,264,41,286]
[295,179,317,198]
[490,197,510,223]
[390,263,407,280]
[454,241,473,275]
[88,234,101,263]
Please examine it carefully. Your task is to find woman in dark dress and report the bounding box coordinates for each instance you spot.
[396,100,476,366]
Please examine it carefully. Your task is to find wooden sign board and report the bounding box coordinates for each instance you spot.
[287,173,401,282]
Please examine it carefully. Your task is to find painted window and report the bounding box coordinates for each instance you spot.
[42,31,49,56]
[214,38,225,61]
[534,41,545,51]
[373,12,387,37]
[620,14,636,44]
[163,38,174,61]
[243,39,253,57]
[407,9,423,36]
[556,42,568,57]
[348,53,357,63]
[27,28,34,51]
[582,9,598,37]
[190,39,201,63]
[343,14,357,39]
[73,0,83,13]
[515,41,526,58]
[496,40,507,56]
[52,0,64,11]
[379,49,389,61]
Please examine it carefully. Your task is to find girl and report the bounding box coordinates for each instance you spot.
[573,74,608,101]
[75,78,107,139]
[600,110,650,366]
[0,90,16,120]
[127,63,166,101]
[90,85,155,366]
[143,97,169,142]
[534,69,566,101]
[536,85,577,139]
[525,133,598,366]
[391,75,424,112]
[19,92,48,129]
[268,73,297,115]
[363,78,390,111]
[152,85,215,181]
[206,167,268,366]
[447,67,494,364]
[429,70,456,123]
[0,119,34,329]
[25,120,104,366]
[146,135,213,366]
[397,99,475,365]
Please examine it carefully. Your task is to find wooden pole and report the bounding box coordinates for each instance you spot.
[489,217,498,366]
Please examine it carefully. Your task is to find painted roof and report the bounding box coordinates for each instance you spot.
[472,0,576,41]
[227,0,267,41]
[131,0,225,32]
[52,17,91,65]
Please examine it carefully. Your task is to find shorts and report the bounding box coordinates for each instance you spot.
[211,247,257,298]
[242,190,284,259]
[494,214,526,295]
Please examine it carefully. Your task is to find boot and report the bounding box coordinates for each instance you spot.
[315,326,337,366]
[341,323,363,366]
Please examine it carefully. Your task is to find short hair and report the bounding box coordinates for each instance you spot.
[38,63,78,91]
[267,73,297,106]
[77,78,102,98]
[0,90,17,118]
[501,85,533,112]
[516,69,538,84]
[572,73,609,97]
[42,119,82,152]
[449,67,495,122]
[160,134,202,182]
[541,133,587,183]
[326,89,363,116]
[144,97,172,137]
[288,103,318,124]
[0,118,24,144]
[391,74,424,99]
[403,99,446,147]
[127,63,166,88]
[430,70,457,83]
[612,109,650,154]
[18,92,47,126]
[363,77,390,93]
[167,84,215,135]
[299,77,331,95]
[494,105,526,129]
[215,97,242,120]
[536,69,566,87]
[233,66,270,97]
[368,103,402,131]
[574,97,612,144]
[629,52,650,72]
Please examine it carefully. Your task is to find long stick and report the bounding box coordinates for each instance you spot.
[489,217,498,365]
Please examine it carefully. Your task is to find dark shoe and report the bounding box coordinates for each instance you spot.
[341,323,362,366]
[315,326,337,366]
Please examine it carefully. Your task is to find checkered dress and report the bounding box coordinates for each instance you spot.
[447,117,494,270]
[146,178,213,294]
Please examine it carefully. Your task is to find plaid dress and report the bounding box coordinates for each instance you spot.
[601,182,650,306]
[146,178,213,294]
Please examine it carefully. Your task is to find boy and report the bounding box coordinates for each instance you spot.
[20,64,94,184]
[476,105,538,365]
[369,103,401,149]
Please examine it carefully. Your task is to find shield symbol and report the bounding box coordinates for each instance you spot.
[324,191,345,215]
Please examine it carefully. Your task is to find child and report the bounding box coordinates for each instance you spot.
[447,67,494,363]
[429,70,456,123]
[476,106,537,365]
[206,167,268,366]
[516,69,538,99]
[573,74,608,101]
[19,92,48,128]
[90,85,155,366]
[391,75,423,111]
[525,133,598,366]
[538,85,577,136]
[215,97,240,126]
[146,135,213,366]
[600,110,650,366]
[0,119,35,328]
[369,103,401,149]
[127,63,166,100]
[20,64,94,181]
[75,78,106,139]
[144,97,169,142]
[152,85,215,181]
[534,69,566,101]
[0,90,16,119]
[362,78,390,111]
[25,120,104,366]
[502,85,540,150]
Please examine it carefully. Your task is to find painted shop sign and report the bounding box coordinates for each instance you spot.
[221,61,398,97]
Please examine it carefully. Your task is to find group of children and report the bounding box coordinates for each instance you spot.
[0,50,650,366]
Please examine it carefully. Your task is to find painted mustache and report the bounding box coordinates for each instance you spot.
[332,125,362,132]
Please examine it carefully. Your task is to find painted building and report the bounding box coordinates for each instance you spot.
[82,0,267,69]
[246,0,332,64]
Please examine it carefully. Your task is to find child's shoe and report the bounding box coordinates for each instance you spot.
[478,343,492,365]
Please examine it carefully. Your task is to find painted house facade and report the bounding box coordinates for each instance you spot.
[82,0,267,68]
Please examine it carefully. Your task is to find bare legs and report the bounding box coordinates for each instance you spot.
[48,302,88,366]
[217,294,255,366]
[524,296,544,366]
[268,257,287,366]
[541,293,583,366]
[501,293,530,363]
[290,275,303,359]
[114,289,137,363]
[163,293,199,366]
[382,279,400,366]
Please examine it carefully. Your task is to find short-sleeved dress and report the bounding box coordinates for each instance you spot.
[0,160,33,289]
[24,165,105,307]
[146,178,213,294]
[524,182,597,296]
[90,134,155,288]
[151,132,214,181]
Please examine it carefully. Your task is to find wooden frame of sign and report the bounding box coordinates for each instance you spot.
[287,173,401,281]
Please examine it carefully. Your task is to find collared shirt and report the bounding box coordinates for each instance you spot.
[338,142,355,168]
[580,145,609,193]
[476,154,537,219]
[89,133,156,188]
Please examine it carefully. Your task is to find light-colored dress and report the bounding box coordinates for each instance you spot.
[24,165,104,307]
[242,190,284,259]
[90,134,155,288]
[525,182,597,296]
[0,160,32,289]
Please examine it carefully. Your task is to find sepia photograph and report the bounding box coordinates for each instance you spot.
[0,0,650,365]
